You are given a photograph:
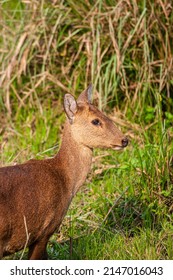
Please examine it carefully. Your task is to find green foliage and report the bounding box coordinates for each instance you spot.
[1,0,173,260]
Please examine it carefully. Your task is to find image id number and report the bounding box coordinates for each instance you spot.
[103,266,163,276]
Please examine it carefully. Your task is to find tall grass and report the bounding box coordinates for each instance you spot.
[0,0,173,259]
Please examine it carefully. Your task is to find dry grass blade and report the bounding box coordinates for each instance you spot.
[108,17,121,72]
[102,186,130,225]
[20,216,31,260]
[121,8,147,57]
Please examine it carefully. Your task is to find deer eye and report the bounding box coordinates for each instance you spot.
[91,119,101,126]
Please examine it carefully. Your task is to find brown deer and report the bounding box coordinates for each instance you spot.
[0,85,128,259]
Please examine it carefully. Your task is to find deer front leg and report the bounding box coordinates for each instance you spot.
[28,238,48,260]
[0,242,3,259]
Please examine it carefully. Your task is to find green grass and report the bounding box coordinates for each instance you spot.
[0,0,173,260]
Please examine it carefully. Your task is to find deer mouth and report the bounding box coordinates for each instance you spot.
[111,145,124,151]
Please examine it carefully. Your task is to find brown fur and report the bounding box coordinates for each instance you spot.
[0,86,128,259]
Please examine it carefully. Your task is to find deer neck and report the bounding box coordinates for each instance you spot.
[55,121,93,196]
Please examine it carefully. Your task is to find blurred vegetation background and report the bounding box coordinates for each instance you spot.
[0,0,173,259]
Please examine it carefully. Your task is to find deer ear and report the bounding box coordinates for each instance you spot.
[77,84,92,104]
[64,94,78,124]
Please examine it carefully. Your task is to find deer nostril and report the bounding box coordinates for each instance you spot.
[122,137,128,147]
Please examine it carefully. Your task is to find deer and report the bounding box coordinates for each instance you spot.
[0,85,128,259]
